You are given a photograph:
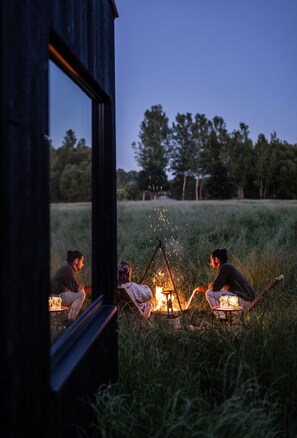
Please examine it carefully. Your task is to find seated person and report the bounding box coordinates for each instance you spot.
[50,250,86,321]
[117,261,153,318]
[194,248,255,318]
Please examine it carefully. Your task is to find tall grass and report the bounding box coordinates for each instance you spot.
[90,200,297,437]
[51,200,297,437]
[117,200,297,297]
[92,317,295,437]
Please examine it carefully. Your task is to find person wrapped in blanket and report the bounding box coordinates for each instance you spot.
[194,248,255,319]
[117,261,153,318]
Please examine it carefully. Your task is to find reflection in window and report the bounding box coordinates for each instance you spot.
[49,60,92,343]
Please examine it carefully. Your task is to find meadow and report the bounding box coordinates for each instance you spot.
[51,200,297,437]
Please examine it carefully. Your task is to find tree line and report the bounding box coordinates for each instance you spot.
[125,104,297,200]
[49,129,91,202]
[49,105,297,202]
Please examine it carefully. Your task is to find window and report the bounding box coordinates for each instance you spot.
[49,53,92,342]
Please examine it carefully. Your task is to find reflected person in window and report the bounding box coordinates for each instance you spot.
[50,250,86,321]
[117,261,153,318]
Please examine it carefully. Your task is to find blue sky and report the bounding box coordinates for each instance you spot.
[49,61,92,146]
[50,0,297,173]
[115,0,297,172]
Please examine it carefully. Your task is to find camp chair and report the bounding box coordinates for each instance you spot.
[116,288,153,326]
[245,274,284,311]
[210,274,284,325]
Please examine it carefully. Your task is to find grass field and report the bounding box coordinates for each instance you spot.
[51,200,297,437]
[117,199,296,301]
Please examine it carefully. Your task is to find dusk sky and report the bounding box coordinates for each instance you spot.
[50,1,297,174]
[115,0,297,172]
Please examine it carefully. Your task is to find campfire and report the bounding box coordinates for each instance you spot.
[153,272,181,316]
[141,238,184,319]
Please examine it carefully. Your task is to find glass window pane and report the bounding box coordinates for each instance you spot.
[49,60,92,343]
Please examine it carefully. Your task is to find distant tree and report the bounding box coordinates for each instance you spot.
[77,138,88,149]
[59,160,91,202]
[191,113,212,200]
[126,105,297,200]
[206,161,233,199]
[277,144,297,198]
[137,166,168,200]
[201,117,234,199]
[49,145,61,201]
[116,169,138,186]
[62,129,77,149]
[254,134,270,199]
[49,129,91,202]
[116,169,140,200]
[265,134,297,199]
[78,159,91,201]
[212,116,229,150]
[59,164,80,201]
[132,104,169,200]
[170,113,197,200]
[169,175,196,200]
[229,123,255,199]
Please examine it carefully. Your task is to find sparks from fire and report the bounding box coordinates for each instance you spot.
[145,208,188,312]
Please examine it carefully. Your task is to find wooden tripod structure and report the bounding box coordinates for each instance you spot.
[140,237,183,312]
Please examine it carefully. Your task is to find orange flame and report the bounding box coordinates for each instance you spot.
[151,270,182,312]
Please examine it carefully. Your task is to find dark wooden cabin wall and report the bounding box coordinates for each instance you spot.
[1,1,118,437]
[2,2,51,437]
[50,0,116,95]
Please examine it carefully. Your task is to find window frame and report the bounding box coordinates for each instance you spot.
[49,34,117,392]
